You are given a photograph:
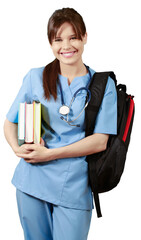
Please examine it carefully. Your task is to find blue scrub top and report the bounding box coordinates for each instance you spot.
[6,66,117,210]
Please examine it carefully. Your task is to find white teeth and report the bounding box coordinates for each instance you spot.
[61,52,75,56]
[63,53,72,56]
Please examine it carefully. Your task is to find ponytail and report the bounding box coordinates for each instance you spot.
[43,59,60,100]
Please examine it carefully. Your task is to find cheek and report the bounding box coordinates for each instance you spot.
[51,45,60,55]
[73,42,84,52]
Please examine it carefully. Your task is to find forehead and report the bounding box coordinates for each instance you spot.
[56,22,76,37]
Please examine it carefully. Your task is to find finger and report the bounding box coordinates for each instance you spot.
[19,144,33,153]
[23,149,33,154]
[25,144,36,151]
[16,153,32,159]
[24,158,42,164]
[24,158,31,161]
[24,159,35,163]
[40,138,45,146]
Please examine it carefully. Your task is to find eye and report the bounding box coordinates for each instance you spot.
[70,36,77,40]
[54,38,62,42]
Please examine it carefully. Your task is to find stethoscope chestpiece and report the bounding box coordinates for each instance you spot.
[59,105,70,115]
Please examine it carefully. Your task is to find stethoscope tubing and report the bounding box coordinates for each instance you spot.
[58,65,92,126]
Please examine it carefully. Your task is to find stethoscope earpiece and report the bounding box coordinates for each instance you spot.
[60,116,64,120]
[60,116,80,127]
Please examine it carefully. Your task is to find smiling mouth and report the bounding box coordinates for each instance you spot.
[60,51,77,58]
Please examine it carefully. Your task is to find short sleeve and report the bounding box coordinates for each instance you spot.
[6,70,32,123]
[93,76,117,135]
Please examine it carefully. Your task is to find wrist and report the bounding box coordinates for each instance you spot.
[12,144,20,154]
[47,147,63,161]
[49,146,67,160]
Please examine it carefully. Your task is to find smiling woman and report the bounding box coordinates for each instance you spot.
[50,22,87,83]
[4,7,117,240]
[43,8,88,100]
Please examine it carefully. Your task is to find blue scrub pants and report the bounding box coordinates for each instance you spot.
[16,189,92,240]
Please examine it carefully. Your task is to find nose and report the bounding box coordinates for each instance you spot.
[62,39,71,50]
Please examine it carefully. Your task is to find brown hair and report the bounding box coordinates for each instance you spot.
[43,8,86,100]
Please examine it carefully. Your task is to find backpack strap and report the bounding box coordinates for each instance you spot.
[85,71,116,136]
[85,71,117,217]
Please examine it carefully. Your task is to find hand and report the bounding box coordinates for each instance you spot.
[15,138,52,164]
[15,138,45,154]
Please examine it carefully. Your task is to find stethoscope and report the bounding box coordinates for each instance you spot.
[59,65,92,127]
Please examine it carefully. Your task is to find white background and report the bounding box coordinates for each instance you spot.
[0,0,141,239]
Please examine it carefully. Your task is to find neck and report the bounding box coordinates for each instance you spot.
[60,61,88,84]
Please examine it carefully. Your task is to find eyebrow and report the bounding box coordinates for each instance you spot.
[70,34,77,37]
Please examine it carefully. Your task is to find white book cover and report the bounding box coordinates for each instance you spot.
[18,103,25,146]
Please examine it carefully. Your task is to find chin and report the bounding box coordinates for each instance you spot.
[60,57,81,66]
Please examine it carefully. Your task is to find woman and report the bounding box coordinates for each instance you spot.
[4,8,117,240]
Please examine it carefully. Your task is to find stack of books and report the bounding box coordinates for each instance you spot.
[18,101,41,146]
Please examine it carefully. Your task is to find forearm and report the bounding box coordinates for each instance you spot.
[50,133,109,160]
[3,119,19,153]
[14,133,109,164]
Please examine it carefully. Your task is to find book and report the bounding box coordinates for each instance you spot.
[25,102,34,143]
[33,101,41,144]
[18,102,25,146]
[18,101,41,145]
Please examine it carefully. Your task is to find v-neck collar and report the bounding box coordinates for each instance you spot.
[58,68,95,104]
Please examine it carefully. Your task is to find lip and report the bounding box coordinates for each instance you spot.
[60,51,77,58]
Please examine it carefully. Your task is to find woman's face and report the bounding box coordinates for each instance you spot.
[50,22,87,68]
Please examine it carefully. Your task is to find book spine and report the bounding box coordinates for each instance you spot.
[33,101,35,142]
[18,103,20,140]
[39,103,41,143]
[25,102,27,142]
[18,103,25,146]
[33,102,41,144]
[25,102,34,143]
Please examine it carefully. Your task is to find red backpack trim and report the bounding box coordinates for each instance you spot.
[122,96,134,142]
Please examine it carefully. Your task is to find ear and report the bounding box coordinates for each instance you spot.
[83,32,87,44]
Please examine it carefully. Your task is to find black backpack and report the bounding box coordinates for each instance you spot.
[85,72,135,218]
